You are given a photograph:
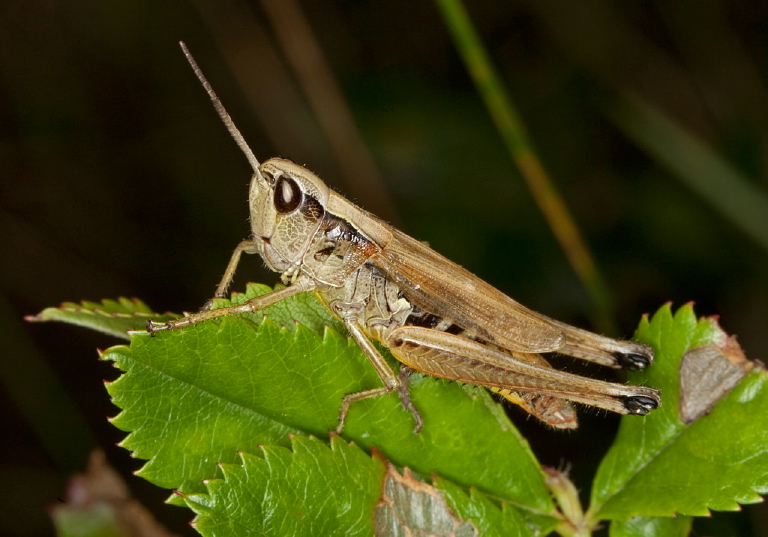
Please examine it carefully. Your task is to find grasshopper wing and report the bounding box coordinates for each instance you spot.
[375,228,565,354]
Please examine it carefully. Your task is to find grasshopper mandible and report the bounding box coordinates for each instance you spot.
[148,43,661,434]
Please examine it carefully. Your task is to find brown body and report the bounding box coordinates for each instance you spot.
[148,45,661,433]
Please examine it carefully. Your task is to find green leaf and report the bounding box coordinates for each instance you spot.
[590,304,768,520]
[435,476,545,537]
[182,435,385,536]
[27,297,177,340]
[103,283,556,529]
[609,516,692,537]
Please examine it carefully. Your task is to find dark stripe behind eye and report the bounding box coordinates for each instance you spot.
[300,196,324,221]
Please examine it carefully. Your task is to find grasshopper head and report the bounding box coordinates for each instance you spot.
[249,158,330,273]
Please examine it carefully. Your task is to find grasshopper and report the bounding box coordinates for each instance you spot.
[148,43,660,433]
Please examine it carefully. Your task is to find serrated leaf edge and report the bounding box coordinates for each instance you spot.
[593,303,766,519]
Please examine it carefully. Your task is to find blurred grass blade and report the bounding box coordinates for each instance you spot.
[612,93,768,251]
[433,0,613,330]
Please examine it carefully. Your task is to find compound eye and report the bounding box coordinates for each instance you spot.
[274,176,303,214]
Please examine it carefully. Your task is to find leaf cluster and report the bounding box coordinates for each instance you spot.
[37,287,768,536]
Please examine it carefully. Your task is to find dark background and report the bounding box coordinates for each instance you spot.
[2,0,767,535]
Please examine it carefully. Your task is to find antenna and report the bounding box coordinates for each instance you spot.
[179,41,262,174]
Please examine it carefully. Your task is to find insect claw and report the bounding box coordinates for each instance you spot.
[198,298,215,313]
[614,351,652,371]
[334,419,345,436]
[622,394,660,415]
[412,415,424,434]
[145,319,171,336]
